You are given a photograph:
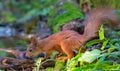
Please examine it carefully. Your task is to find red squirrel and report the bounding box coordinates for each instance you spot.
[26,7,119,61]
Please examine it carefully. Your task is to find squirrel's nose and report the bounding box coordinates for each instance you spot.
[25,52,33,59]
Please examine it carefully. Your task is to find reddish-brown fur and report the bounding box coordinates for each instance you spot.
[26,7,119,61]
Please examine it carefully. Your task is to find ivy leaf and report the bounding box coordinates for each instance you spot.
[78,49,101,63]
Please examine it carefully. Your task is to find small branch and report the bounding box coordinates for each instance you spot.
[0,48,28,59]
[0,57,34,70]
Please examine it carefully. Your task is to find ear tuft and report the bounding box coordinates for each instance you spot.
[30,34,38,43]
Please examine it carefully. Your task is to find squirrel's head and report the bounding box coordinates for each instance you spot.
[26,35,43,58]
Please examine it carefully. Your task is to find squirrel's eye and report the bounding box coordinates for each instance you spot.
[29,48,33,52]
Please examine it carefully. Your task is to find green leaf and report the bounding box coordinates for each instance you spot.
[33,58,43,71]
[66,53,82,71]
[108,52,120,58]
[46,67,54,71]
[54,60,65,71]
[85,39,102,47]
[101,39,108,50]
[69,67,81,71]
[108,44,117,53]
[114,43,120,51]
[94,56,113,70]
[95,56,106,66]
[109,38,120,44]
[99,25,105,40]
[78,49,101,63]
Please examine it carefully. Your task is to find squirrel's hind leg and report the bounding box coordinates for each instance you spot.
[57,42,74,61]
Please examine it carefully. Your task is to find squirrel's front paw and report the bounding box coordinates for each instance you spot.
[56,56,68,61]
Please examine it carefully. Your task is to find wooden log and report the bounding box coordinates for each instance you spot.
[0,48,34,71]
[0,57,34,70]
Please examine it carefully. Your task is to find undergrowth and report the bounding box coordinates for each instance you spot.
[34,25,120,71]
[33,2,120,71]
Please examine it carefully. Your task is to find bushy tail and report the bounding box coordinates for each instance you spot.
[82,7,119,42]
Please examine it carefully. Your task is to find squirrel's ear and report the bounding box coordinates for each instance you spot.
[80,2,91,14]
[30,34,38,43]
